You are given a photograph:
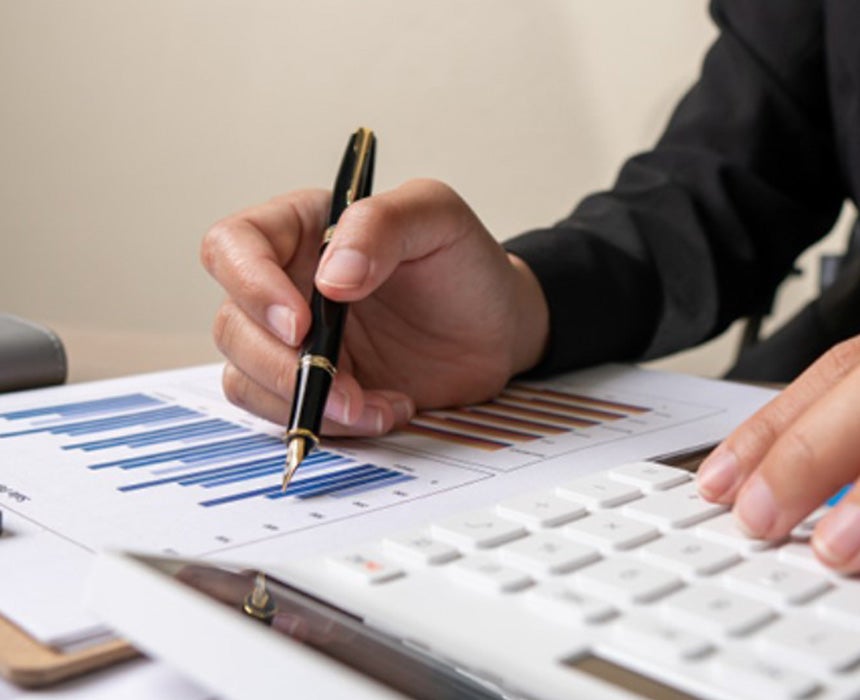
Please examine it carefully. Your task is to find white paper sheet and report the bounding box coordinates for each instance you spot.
[0,363,775,646]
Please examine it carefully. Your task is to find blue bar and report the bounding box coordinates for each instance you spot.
[0,393,162,420]
[199,484,283,507]
[330,472,414,498]
[199,463,285,488]
[0,406,199,438]
[197,455,352,488]
[90,434,282,470]
[267,465,390,501]
[119,455,286,492]
[200,464,383,507]
[294,469,407,500]
[63,419,246,451]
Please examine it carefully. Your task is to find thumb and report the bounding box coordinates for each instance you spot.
[315,178,479,301]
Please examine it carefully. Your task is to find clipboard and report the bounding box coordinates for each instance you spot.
[0,612,137,688]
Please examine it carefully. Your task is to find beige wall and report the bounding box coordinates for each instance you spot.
[0,1,845,382]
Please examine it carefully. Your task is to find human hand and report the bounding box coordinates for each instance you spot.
[201,178,549,437]
[697,336,860,573]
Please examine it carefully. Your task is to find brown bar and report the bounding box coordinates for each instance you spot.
[498,393,624,421]
[461,408,567,435]
[399,424,507,451]
[508,384,650,414]
[478,401,597,428]
[414,415,540,442]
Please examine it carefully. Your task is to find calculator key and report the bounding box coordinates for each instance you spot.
[431,510,527,549]
[327,552,404,584]
[526,582,616,624]
[638,533,740,576]
[499,533,599,575]
[449,555,533,594]
[790,506,829,541]
[556,474,642,508]
[495,492,586,529]
[622,482,727,528]
[607,461,691,491]
[695,512,783,552]
[610,612,713,662]
[563,512,659,551]
[756,615,860,673]
[661,584,775,636]
[722,557,831,605]
[777,541,830,573]
[816,587,860,628]
[710,650,819,700]
[383,532,460,566]
[572,557,682,604]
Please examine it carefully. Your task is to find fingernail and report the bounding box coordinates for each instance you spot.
[814,503,860,566]
[318,248,370,289]
[392,398,415,425]
[735,475,777,537]
[697,448,739,500]
[354,405,384,435]
[266,305,297,346]
[324,387,351,424]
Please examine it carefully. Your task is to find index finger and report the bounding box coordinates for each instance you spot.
[201,189,330,346]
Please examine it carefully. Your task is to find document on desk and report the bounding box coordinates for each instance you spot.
[0,363,775,649]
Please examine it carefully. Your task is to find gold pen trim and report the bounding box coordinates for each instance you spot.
[298,354,337,378]
[346,127,374,206]
[322,224,337,245]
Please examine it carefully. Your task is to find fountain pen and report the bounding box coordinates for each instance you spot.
[282,127,376,490]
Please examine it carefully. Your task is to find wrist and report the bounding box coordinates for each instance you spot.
[507,253,550,375]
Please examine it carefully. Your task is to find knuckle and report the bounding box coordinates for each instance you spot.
[200,220,235,273]
[739,412,781,453]
[271,360,294,399]
[221,365,248,409]
[212,302,239,356]
[820,336,860,378]
[339,195,398,234]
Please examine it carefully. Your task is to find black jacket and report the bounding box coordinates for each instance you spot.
[506,0,860,378]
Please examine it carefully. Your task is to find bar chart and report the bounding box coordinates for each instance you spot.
[385,380,720,470]
[0,370,488,556]
[0,393,416,506]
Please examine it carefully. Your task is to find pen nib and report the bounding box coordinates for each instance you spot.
[282,438,307,491]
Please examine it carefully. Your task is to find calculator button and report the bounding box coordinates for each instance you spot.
[756,615,860,673]
[722,557,831,605]
[326,552,404,584]
[610,612,712,662]
[448,555,532,594]
[710,650,819,700]
[572,557,682,604]
[661,584,775,636]
[526,582,616,624]
[622,482,727,528]
[495,492,586,528]
[382,532,460,566]
[562,512,659,551]
[431,510,527,549]
[637,533,740,576]
[499,533,599,575]
[607,461,691,491]
[695,512,783,552]
[556,474,642,508]
[816,587,860,628]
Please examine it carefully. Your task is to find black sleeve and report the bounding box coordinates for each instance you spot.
[504,0,846,375]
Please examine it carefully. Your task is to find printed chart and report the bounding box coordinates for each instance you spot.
[0,379,487,557]
[384,380,721,470]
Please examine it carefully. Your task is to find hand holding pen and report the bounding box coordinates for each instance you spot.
[200,142,550,472]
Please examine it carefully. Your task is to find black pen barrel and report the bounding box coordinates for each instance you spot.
[287,289,346,439]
